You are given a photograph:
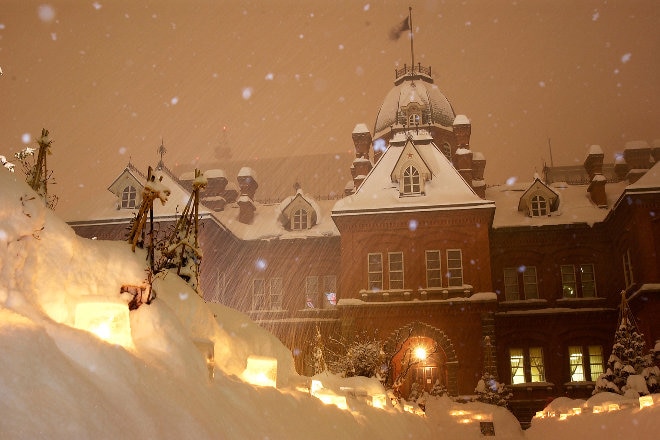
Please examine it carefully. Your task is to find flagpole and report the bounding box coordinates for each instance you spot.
[409,7,414,72]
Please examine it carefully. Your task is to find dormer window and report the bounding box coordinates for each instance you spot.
[403,165,421,195]
[292,209,309,230]
[408,114,420,126]
[530,195,548,217]
[121,185,137,209]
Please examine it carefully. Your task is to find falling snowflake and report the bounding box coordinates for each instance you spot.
[38,4,56,22]
[264,72,274,80]
[408,219,418,231]
[621,53,632,64]
[92,2,102,10]
[363,4,370,11]
[242,87,253,100]
[538,81,546,88]
[506,176,517,186]
[21,133,31,144]
[170,96,179,105]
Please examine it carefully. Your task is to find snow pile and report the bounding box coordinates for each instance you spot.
[1,168,659,439]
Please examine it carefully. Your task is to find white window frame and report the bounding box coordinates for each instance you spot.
[269,278,283,310]
[292,208,309,230]
[306,275,319,308]
[402,165,421,195]
[522,266,538,299]
[121,185,137,209]
[530,195,548,217]
[425,250,442,288]
[446,249,463,287]
[408,113,420,126]
[388,252,404,290]
[368,253,383,291]
[509,346,545,384]
[569,345,603,382]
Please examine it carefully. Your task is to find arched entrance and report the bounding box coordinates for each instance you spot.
[383,321,459,398]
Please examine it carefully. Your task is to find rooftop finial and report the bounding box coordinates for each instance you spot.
[157,139,167,169]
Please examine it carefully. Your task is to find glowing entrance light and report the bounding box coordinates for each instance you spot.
[242,355,278,388]
[74,297,133,348]
[414,346,428,361]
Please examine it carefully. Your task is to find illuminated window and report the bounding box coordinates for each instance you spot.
[447,249,463,287]
[569,345,603,382]
[403,166,421,195]
[425,250,442,288]
[121,185,137,209]
[530,195,548,217]
[509,347,545,384]
[292,209,309,230]
[562,264,596,298]
[368,253,383,291]
[389,252,404,289]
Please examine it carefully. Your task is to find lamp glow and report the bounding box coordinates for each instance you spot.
[242,355,277,388]
[74,298,133,348]
[414,346,427,361]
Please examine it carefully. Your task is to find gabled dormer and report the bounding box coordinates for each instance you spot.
[278,190,319,231]
[517,177,559,217]
[390,139,432,196]
[108,165,144,210]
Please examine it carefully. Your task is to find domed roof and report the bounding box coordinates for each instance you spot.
[373,77,456,135]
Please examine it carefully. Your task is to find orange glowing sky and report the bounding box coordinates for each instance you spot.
[1,0,658,216]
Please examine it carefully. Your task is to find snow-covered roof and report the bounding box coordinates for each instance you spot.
[211,197,339,241]
[373,79,456,135]
[625,161,660,193]
[352,123,369,134]
[453,114,470,125]
[333,137,494,216]
[487,179,629,229]
[587,145,604,155]
[67,166,213,223]
[624,140,650,150]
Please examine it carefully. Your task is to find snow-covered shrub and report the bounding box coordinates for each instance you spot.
[327,334,384,378]
[474,373,512,408]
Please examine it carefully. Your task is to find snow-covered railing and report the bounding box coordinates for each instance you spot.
[395,63,431,79]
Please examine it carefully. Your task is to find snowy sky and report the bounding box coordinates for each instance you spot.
[0,0,658,215]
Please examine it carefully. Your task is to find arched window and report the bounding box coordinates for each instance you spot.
[408,114,420,126]
[292,209,309,230]
[530,195,548,217]
[403,166,421,195]
[121,185,137,209]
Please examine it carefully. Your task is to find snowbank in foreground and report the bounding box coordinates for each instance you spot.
[1,169,658,439]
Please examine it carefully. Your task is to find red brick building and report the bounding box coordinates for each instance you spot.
[68,59,660,426]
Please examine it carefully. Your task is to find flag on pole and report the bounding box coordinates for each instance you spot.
[389,16,410,40]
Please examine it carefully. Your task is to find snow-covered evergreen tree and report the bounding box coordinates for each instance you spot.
[594,291,654,396]
[428,379,447,397]
[474,336,511,407]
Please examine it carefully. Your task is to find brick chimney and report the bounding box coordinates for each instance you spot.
[453,115,471,150]
[455,148,473,184]
[201,169,229,211]
[588,175,608,208]
[614,156,628,181]
[471,151,487,198]
[237,195,255,224]
[623,140,651,183]
[237,167,258,199]
[583,145,604,180]
[584,145,607,207]
[352,123,372,159]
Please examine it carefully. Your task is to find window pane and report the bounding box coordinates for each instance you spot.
[523,266,538,299]
[293,209,308,230]
[531,195,547,216]
[426,250,442,288]
[368,253,383,290]
[306,276,318,308]
[252,279,265,310]
[447,250,463,287]
[568,346,584,382]
[389,252,404,289]
[588,345,603,380]
[561,265,577,298]
[269,278,283,310]
[509,348,525,384]
[529,347,545,382]
[580,264,596,297]
[503,267,520,300]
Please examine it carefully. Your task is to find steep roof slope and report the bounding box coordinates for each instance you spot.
[333,134,494,216]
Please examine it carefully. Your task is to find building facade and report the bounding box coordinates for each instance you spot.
[68,60,660,426]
